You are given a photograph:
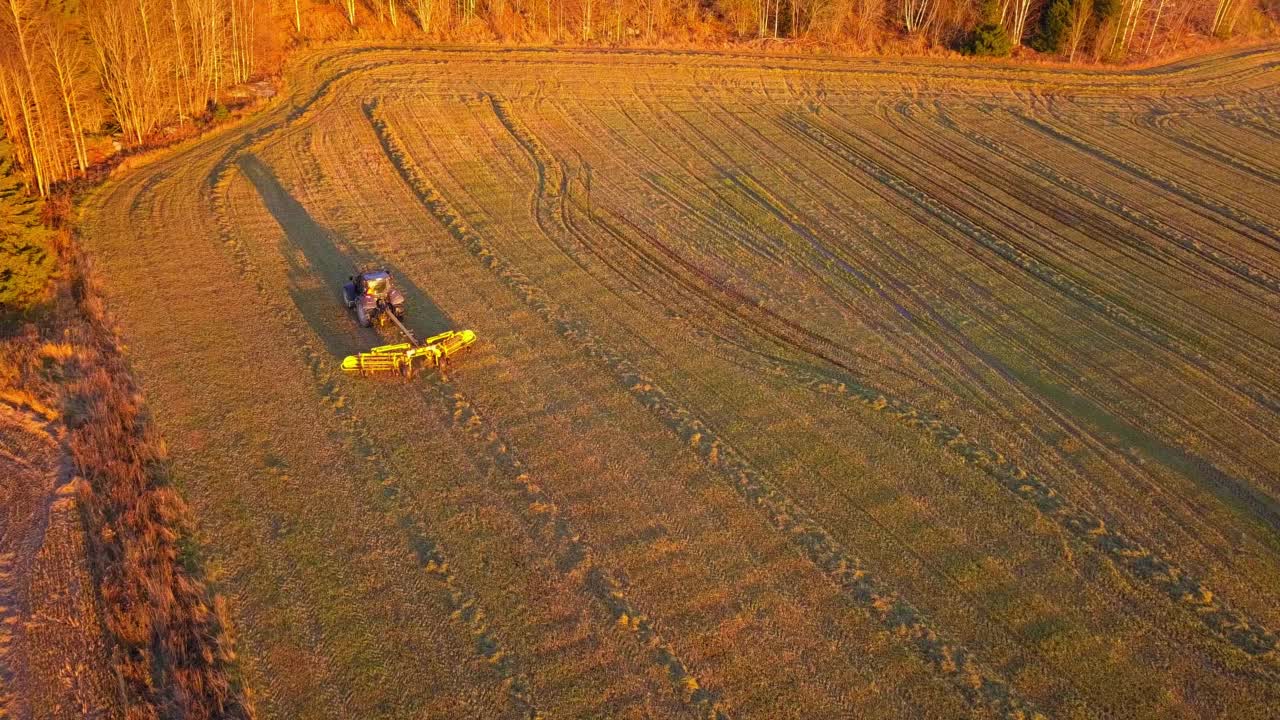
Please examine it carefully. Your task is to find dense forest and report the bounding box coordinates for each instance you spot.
[0,0,1275,197]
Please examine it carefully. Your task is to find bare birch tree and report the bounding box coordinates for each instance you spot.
[42,20,91,171]
[901,0,935,33]
[1212,0,1246,35]
[1065,0,1090,60]
[422,0,442,29]
[1109,0,1145,55]
[1005,0,1033,44]
[1144,0,1165,52]
[3,0,55,193]
[0,65,38,188]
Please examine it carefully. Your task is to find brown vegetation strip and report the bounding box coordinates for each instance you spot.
[64,241,253,719]
[366,98,1048,720]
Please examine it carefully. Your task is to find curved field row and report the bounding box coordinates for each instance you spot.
[280,96,962,718]
[365,99,1050,720]
[491,79,1280,702]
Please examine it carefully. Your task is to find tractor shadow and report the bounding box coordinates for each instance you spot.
[237,154,453,360]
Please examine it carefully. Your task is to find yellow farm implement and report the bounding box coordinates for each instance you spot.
[342,329,477,378]
[339,268,477,378]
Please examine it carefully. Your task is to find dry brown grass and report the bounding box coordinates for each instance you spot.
[1,212,253,718]
[61,244,255,720]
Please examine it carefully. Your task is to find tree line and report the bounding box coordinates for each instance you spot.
[1,0,254,196]
[1,0,1272,196]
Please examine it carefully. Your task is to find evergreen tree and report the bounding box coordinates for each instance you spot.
[969,0,1013,55]
[0,141,55,312]
[1035,0,1073,52]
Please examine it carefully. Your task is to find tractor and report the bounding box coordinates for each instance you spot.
[343,269,406,328]
[339,268,477,379]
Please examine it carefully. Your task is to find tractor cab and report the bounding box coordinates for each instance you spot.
[356,270,391,297]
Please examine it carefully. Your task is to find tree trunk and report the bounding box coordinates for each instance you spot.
[5,0,53,193]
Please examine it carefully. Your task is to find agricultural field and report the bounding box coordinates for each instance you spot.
[77,45,1280,719]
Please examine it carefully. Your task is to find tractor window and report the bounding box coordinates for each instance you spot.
[362,272,390,295]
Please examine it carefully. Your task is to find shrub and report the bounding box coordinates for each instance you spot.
[0,223,56,311]
[969,0,1014,56]
[970,22,1013,55]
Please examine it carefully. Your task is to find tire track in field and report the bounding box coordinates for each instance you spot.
[788,102,1280,438]
[485,93,858,369]
[208,153,545,720]
[874,105,1280,477]
[935,108,1280,299]
[860,106,1280,394]
[780,111,1280,422]
[1176,111,1280,182]
[665,90,1117,420]
[604,89,1129,505]
[726,344,1280,664]
[553,91,808,326]
[776,112,1154,352]
[655,93,1280,642]
[695,97,1280,595]
[367,97,1051,720]
[203,57,395,195]
[488,92,949,402]
[917,107,1280,437]
[1134,110,1280,191]
[1012,110,1280,246]
[367,99,736,720]
[1220,108,1280,143]
[869,105,1280,493]
[773,95,1280,430]
[482,94,581,265]
[565,90,946,394]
